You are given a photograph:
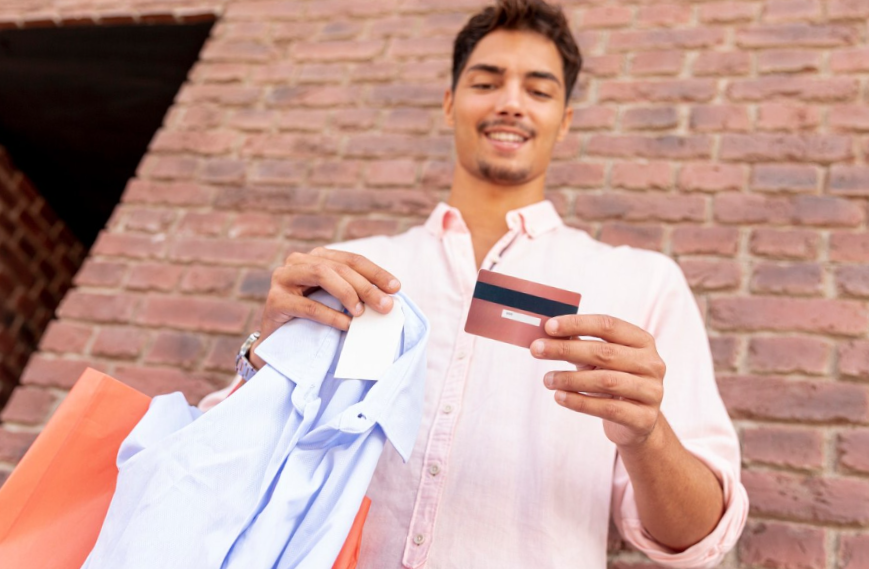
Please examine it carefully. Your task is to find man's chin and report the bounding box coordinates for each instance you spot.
[477,161,533,185]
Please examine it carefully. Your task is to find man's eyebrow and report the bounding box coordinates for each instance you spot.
[527,70,562,87]
[466,64,562,87]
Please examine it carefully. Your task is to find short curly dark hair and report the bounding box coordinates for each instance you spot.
[452,0,583,103]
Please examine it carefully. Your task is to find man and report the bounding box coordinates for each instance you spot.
[232,0,748,566]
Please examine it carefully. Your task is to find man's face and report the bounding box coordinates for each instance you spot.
[444,29,573,187]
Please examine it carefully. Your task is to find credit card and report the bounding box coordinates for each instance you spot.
[464,270,582,349]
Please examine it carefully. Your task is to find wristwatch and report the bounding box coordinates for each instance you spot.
[235,331,261,381]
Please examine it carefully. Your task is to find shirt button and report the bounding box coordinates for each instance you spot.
[413,534,425,545]
[429,463,441,476]
[442,404,454,414]
[456,351,468,360]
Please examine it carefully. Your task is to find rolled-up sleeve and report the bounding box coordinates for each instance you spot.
[611,256,749,568]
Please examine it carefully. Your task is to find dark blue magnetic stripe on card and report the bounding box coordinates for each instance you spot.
[473,282,577,318]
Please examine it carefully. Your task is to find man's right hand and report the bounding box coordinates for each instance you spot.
[249,247,401,370]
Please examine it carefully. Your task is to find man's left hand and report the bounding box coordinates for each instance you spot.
[530,314,666,449]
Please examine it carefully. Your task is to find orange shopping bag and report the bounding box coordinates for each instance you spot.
[0,368,151,569]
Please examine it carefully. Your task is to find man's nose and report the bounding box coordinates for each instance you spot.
[494,81,525,118]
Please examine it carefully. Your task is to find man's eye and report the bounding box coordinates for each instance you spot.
[532,90,553,99]
[472,83,494,90]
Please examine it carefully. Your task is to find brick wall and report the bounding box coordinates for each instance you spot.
[2,0,869,567]
[0,145,86,457]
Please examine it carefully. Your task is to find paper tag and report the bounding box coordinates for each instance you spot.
[334,297,405,381]
[501,309,541,326]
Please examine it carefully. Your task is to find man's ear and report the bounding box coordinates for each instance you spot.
[443,88,455,128]
[556,105,573,142]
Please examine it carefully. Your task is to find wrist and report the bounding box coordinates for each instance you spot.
[235,331,261,380]
[616,413,668,459]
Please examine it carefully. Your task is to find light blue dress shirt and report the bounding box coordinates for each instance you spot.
[82,291,429,569]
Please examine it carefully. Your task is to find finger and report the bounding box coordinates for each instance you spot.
[277,263,364,317]
[553,390,656,432]
[264,291,352,332]
[312,248,401,295]
[543,369,662,405]
[545,314,653,348]
[331,263,396,314]
[531,338,651,376]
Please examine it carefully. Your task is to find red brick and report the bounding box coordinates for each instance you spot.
[840,341,869,380]
[366,160,418,187]
[267,86,353,108]
[20,355,97,390]
[180,267,238,295]
[751,263,823,296]
[145,331,205,368]
[629,51,683,76]
[836,266,869,298]
[598,80,715,103]
[203,336,241,372]
[239,269,272,300]
[699,2,757,23]
[0,386,56,426]
[546,163,606,188]
[743,427,825,471]
[586,135,712,160]
[369,84,444,107]
[750,229,820,260]
[38,320,92,354]
[748,335,830,374]
[387,37,452,58]
[175,105,224,130]
[719,134,852,163]
[672,226,739,256]
[610,162,671,191]
[370,15,416,38]
[711,297,868,335]
[678,259,741,291]
[710,336,739,371]
[738,521,826,569]
[728,77,859,103]
[190,61,249,83]
[691,52,751,77]
[262,110,328,132]
[250,62,297,85]
[150,130,236,155]
[571,107,617,131]
[582,55,623,78]
[325,189,438,216]
[113,366,219,405]
[575,193,705,222]
[126,263,184,292]
[689,106,750,133]
[580,6,633,29]
[838,429,869,474]
[56,291,136,324]
[719,374,869,422]
[736,24,859,48]
[136,297,250,334]
[319,20,363,40]
[291,40,383,61]
[608,29,725,52]
[636,4,691,27]
[829,106,869,134]
[178,211,229,237]
[229,213,280,239]
[91,231,165,259]
[763,0,822,22]
[751,164,817,192]
[830,47,869,73]
[678,164,745,192]
[200,158,246,184]
[383,108,432,134]
[0,428,37,464]
[830,233,869,262]
[552,135,581,160]
[214,187,320,213]
[830,166,869,197]
[743,470,869,525]
[758,49,821,74]
[829,0,869,20]
[91,327,148,359]
[169,238,279,266]
[122,180,213,207]
[298,63,347,84]
[344,135,452,159]
[71,260,125,287]
[333,110,379,131]
[285,214,340,241]
[421,161,454,189]
[841,534,869,569]
[344,218,401,240]
[311,161,362,186]
[225,1,303,20]
[250,160,306,186]
[350,62,398,83]
[621,107,677,131]
[598,224,664,251]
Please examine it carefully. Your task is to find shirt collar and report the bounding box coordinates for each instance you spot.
[424,200,563,240]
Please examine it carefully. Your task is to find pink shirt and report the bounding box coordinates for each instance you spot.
[202,200,748,568]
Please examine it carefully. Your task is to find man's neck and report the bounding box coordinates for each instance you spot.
[446,166,547,268]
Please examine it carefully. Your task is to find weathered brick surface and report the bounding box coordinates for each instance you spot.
[3,2,869,568]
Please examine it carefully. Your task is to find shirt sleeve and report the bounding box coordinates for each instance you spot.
[610,255,749,569]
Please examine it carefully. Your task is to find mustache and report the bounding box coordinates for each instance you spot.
[477,119,535,138]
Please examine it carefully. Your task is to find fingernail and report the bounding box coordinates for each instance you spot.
[388,279,400,290]
[354,302,364,316]
[544,372,554,387]
[555,391,567,403]
[380,296,392,310]
[547,319,559,333]
[531,340,545,356]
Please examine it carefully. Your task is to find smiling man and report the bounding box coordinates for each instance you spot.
[230,0,749,567]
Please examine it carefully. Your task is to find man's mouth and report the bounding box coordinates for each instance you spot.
[486,131,528,143]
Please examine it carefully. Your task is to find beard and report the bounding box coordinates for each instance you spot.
[476,159,533,185]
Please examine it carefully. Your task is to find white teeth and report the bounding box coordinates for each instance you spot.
[487,132,525,143]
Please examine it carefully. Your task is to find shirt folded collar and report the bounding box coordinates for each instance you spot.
[423,199,563,240]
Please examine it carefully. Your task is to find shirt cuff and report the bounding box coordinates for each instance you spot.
[614,441,749,569]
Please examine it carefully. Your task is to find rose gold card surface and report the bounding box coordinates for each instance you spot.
[464,270,581,349]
